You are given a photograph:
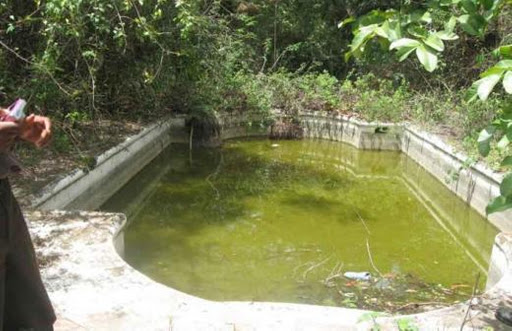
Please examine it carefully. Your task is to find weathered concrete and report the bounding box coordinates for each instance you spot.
[31,117,188,211]
[301,114,403,151]
[28,211,512,331]
[300,113,512,233]
[402,126,512,233]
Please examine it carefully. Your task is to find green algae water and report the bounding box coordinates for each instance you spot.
[102,139,498,311]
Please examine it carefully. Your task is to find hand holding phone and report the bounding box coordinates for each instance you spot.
[0,99,27,122]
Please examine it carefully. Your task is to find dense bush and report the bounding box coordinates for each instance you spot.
[0,0,510,169]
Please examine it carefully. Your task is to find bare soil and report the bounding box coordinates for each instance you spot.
[10,119,144,208]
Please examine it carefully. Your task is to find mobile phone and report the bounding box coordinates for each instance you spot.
[7,99,27,120]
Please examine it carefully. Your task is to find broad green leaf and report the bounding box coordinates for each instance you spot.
[481,65,507,77]
[495,45,512,57]
[425,34,445,52]
[486,195,512,214]
[416,44,438,72]
[458,14,486,36]
[338,17,355,29]
[397,47,417,61]
[376,20,402,41]
[390,38,421,50]
[501,173,512,197]
[436,31,459,40]
[497,135,510,150]
[358,9,394,26]
[375,26,389,39]
[501,156,512,168]
[475,73,503,100]
[351,24,378,51]
[479,0,494,10]
[406,11,425,24]
[461,0,478,13]
[507,123,512,140]
[408,25,428,38]
[477,127,495,156]
[421,12,432,23]
[458,15,478,35]
[495,60,512,70]
[445,16,457,32]
[386,20,402,41]
[465,85,479,103]
[504,71,512,94]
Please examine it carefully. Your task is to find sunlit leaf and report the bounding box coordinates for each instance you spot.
[497,135,510,150]
[445,16,457,32]
[475,73,503,100]
[504,71,512,94]
[477,126,495,156]
[421,12,432,23]
[425,34,445,52]
[436,31,459,40]
[390,38,421,50]
[494,45,512,57]
[351,24,378,52]
[338,17,355,29]
[495,60,512,70]
[416,44,438,72]
[481,65,507,77]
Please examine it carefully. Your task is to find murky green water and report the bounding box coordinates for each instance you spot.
[102,139,498,311]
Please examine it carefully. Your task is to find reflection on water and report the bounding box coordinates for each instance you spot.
[102,139,498,310]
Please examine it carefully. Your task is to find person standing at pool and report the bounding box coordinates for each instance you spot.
[0,103,55,330]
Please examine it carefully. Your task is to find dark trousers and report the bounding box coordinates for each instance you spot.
[0,179,55,331]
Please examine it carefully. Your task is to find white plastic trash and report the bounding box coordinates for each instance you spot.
[344,271,371,281]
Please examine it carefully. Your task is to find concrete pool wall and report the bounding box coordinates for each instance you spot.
[28,113,512,330]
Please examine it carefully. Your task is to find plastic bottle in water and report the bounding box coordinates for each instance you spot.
[344,271,371,281]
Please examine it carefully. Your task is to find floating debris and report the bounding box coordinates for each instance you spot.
[344,271,371,281]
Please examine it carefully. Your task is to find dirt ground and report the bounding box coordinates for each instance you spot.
[10,119,144,208]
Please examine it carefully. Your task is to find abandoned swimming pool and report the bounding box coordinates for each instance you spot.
[101,139,498,312]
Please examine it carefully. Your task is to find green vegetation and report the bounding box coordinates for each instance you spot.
[1,0,511,210]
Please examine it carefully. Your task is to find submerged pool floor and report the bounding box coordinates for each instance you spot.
[102,139,498,311]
